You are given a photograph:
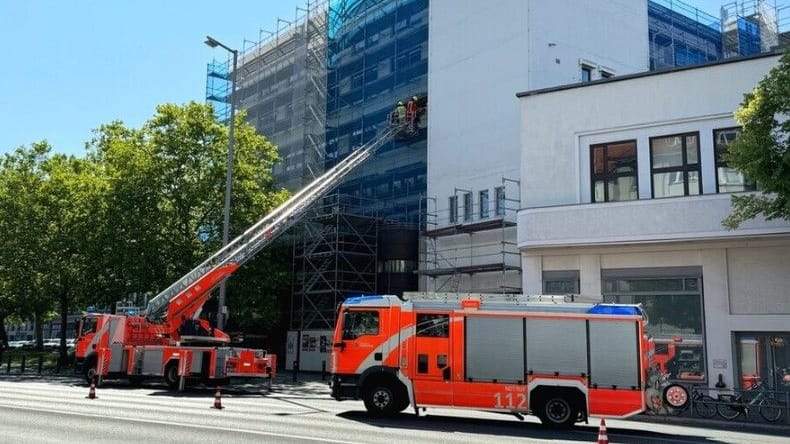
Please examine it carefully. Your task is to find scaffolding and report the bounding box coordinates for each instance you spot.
[419,178,522,294]
[721,1,782,57]
[207,0,429,334]
[648,0,723,70]
[291,192,378,330]
[206,59,232,122]
[205,0,329,193]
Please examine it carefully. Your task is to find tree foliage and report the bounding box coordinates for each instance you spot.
[86,102,289,326]
[723,51,790,229]
[1,101,290,350]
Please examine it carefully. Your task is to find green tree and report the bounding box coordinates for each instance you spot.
[723,51,790,229]
[87,102,289,328]
[0,143,106,363]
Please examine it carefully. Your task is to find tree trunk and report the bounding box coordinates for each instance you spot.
[0,313,6,362]
[34,311,44,351]
[59,289,70,367]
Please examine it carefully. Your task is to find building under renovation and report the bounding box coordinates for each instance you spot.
[204,0,788,371]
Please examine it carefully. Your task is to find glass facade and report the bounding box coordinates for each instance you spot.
[604,270,706,383]
[648,0,722,70]
[735,333,790,392]
[326,0,428,227]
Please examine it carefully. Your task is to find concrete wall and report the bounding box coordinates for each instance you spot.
[428,0,648,222]
[518,54,781,208]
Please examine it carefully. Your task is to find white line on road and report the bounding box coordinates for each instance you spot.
[4,404,365,444]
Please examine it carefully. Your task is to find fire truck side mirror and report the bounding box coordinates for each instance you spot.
[333,341,346,350]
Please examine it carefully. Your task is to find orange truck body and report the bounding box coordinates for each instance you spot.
[330,293,652,427]
[74,265,275,389]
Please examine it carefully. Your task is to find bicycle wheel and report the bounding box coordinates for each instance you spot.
[693,395,717,418]
[716,400,742,420]
[759,397,783,423]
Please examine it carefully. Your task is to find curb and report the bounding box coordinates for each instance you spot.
[631,413,790,435]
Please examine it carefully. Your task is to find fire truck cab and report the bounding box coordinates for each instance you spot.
[330,292,652,428]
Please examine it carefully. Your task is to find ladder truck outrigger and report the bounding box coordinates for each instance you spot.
[330,292,656,428]
[74,116,412,390]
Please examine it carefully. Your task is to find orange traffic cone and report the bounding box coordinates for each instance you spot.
[212,385,224,410]
[86,376,97,400]
[597,418,608,444]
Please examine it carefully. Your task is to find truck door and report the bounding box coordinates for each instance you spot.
[332,309,388,376]
[412,312,452,406]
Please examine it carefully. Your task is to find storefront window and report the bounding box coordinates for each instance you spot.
[604,272,705,382]
[735,333,790,392]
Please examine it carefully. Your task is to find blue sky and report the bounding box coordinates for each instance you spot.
[0,0,733,156]
[0,0,303,156]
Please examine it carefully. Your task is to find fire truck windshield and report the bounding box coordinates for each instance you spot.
[341,310,379,339]
[79,317,97,336]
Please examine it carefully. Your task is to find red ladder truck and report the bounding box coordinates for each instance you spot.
[330,292,654,428]
[74,122,407,390]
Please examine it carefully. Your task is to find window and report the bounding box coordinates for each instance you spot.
[714,127,756,193]
[448,195,458,223]
[650,133,701,198]
[416,313,449,338]
[603,271,706,382]
[479,190,489,219]
[463,192,472,222]
[581,65,592,83]
[543,270,580,294]
[590,140,638,202]
[494,186,506,216]
[341,310,379,340]
[601,70,614,79]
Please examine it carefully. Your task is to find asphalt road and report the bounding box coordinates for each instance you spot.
[0,375,788,444]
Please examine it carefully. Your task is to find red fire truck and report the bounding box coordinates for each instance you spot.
[330,292,653,428]
[75,121,408,389]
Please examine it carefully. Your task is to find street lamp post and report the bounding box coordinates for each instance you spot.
[205,35,238,331]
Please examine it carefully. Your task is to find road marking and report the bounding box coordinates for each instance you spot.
[4,404,363,444]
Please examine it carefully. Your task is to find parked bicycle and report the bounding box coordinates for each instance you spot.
[662,383,717,418]
[715,379,784,422]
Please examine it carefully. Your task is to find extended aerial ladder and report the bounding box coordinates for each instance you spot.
[74,123,404,388]
[144,124,402,336]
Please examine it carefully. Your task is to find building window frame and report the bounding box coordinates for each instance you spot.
[479,189,489,219]
[448,195,458,224]
[581,65,592,83]
[463,192,472,222]
[494,186,506,216]
[714,127,756,194]
[590,139,639,203]
[649,132,702,198]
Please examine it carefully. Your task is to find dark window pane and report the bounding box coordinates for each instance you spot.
[651,136,684,168]
[416,314,449,337]
[593,147,605,175]
[607,142,636,174]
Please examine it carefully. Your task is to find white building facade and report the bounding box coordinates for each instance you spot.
[423,0,649,293]
[516,53,790,390]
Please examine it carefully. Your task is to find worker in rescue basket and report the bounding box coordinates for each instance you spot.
[393,101,406,126]
[406,96,418,130]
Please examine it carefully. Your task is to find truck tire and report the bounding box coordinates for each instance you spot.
[537,395,577,429]
[164,362,180,390]
[363,383,398,416]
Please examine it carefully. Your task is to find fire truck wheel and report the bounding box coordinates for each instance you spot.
[538,395,577,428]
[164,362,180,390]
[363,384,398,416]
